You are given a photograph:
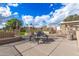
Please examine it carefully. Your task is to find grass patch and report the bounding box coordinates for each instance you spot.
[0,30,4,33]
[19,31,29,36]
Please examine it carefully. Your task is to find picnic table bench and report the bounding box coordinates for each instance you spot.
[29,31,49,44]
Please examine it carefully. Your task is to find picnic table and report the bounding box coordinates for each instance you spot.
[29,31,48,44]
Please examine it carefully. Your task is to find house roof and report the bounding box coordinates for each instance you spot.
[61,20,79,24]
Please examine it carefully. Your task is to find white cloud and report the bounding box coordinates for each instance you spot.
[49,3,79,26]
[13,12,18,15]
[22,15,33,26]
[61,3,69,6]
[35,15,50,23]
[0,6,11,17]
[49,4,53,7]
[34,15,50,27]
[7,3,19,7]
[22,15,33,22]
[22,15,50,27]
[49,11,53,15]
[0,23,6,29]
[0,25,3,29]
[0,5,19,18]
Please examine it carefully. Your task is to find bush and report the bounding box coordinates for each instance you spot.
[20,28,26,32]
[20,28,28,36]
[20,32,25,35]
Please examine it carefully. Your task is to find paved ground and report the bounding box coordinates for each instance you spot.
[0,37,79,56]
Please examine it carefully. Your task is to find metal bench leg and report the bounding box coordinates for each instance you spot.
[29,36,32,41]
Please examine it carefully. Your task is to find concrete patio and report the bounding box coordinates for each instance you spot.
[0,37,79,56]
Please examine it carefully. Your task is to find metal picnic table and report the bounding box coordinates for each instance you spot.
[29,31,48,44]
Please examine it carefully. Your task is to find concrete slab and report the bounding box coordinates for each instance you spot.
[0,46,20,56]
[15,42,37,53]
[20,38,63,56]
[0,40,29,56]
[50,40,79,56]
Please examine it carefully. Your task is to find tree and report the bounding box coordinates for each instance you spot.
[64,14,79,21]
[5,18,22,32]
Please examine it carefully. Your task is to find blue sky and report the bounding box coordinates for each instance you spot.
[10,3,63,17]
[0,3,79,28]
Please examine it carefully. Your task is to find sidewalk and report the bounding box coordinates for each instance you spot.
[0,37,79,56]
[15,37,79,56]
[50,40,79,56]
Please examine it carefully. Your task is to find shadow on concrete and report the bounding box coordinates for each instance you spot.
[39,38,55,44]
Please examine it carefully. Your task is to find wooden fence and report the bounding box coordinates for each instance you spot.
[0,32,15,38]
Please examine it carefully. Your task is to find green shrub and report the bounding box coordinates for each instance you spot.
[20,28,26,32]
[20,32,25,35]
